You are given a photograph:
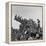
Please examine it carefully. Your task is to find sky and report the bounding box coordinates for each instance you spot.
[12,5,42,29]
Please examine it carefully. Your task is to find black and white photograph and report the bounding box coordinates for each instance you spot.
[11,4,43,41]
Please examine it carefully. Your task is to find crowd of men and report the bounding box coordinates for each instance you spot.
[11,15,43,41]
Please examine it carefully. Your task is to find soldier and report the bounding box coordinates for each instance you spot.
[37,19,40,28]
